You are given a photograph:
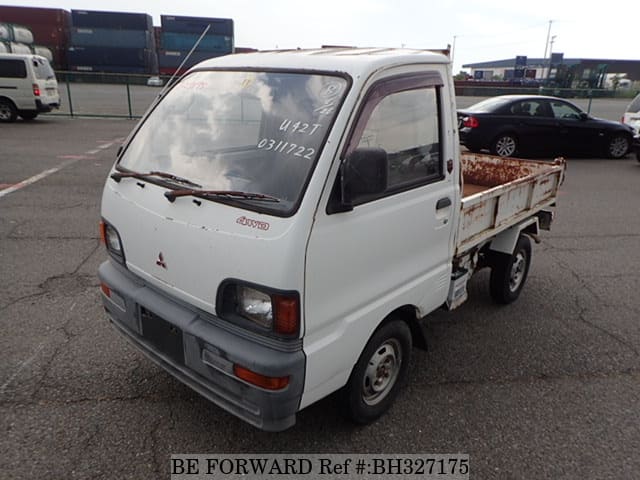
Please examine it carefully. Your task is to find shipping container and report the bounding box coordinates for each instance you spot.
[71,10,153,31]
[68,45,155,68]
[0,6,71,27]
[69,64,149,74]
[157,49,226,69]
[160,15,233,37]
[160,32,232,53]
[71,27,154,49]
[17,22,69,50]
[0,23,34,44]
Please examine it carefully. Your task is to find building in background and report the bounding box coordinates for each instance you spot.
[463,57,640,89]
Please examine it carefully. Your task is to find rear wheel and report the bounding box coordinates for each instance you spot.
[491,133,518,157]
[19,111,38,121]
[0,99,18,123]
[606,134,630,159]
[489,235,532,304]
[343,319,412,424]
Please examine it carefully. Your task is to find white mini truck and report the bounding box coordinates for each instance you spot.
[98,48,566,431]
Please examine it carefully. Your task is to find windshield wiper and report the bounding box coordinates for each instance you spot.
[111,170,202,188]
[164,189,280,203]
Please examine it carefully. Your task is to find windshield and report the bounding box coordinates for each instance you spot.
[119,70,349,215]
[33,57,55,80]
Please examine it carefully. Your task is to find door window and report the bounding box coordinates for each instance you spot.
[550,101,583,120]
[339,73,444,207]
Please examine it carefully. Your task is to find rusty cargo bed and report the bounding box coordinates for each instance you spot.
[456,153,566,255]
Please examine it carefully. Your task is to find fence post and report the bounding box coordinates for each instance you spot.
[65,75,74,117]
[126,82,133,119]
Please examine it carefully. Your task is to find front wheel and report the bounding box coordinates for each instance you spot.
[491,133,518,157]
[606,134,630,159]
[343,319,412,424]
[489,235,532,304]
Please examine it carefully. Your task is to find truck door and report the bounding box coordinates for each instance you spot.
[301,71,457,406]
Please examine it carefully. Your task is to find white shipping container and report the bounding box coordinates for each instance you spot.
[0,23,11,41]
[31,45,53,62]
[11,25,34,44]
[9,42,32,54]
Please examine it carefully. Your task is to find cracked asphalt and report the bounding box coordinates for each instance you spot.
[1,101,640,479]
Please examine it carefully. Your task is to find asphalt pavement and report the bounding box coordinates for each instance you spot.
[1,98,640,479]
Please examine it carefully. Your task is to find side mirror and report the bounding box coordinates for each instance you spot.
[579,112,589,121]
[342,147,388,205]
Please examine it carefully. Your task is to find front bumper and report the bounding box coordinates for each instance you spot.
[98,260,305,431]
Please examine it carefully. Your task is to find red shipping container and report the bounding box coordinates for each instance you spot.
[0,6,70,68]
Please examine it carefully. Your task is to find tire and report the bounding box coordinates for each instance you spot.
[489,235,532,304]
[343,319,412,424]
[606,134,630,159]
[0,98,18,123]
[491,133,518,157]
[19,111,38,121]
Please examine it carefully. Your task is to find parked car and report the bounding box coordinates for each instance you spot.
[0,53,60,122]
[621,92,640,135]
[146,76,163,87]
[458,95,635,158]
[632,135,640,162]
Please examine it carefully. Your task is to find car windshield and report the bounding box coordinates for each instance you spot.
[119,70,348,215]
[465,96,513,113]
[32,57,54,80]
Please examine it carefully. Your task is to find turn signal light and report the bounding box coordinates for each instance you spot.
[233,364,290,390]
[273,295,299,335]
[100,282,111,297]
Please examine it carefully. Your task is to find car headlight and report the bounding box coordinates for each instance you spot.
[218,282,300,337]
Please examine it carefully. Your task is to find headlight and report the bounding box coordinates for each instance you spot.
[218,282,300,337]
[99,220,126,265]
[238,285,273,328]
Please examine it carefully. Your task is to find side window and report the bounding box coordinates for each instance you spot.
[551,101,582,120]
[354,86,442,193]
[0,59,28,79]
[509,100,550,117]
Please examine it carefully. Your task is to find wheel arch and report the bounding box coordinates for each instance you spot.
[379,304,428,351]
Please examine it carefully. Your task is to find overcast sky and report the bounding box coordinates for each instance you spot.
[2,0,637,72]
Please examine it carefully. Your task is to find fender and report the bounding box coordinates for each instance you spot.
[488,217,539,255]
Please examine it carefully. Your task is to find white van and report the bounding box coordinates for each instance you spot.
[0,53,60,122]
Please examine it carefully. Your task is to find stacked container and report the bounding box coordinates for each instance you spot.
[68,10,157,74]
[0,6,70,68]
[158,15,233,75]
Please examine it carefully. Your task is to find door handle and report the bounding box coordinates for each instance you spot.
[436,197,452,210]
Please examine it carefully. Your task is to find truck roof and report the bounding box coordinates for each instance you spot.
[193,47,450,77]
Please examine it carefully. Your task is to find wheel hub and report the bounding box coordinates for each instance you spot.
[509,252,526,292]
[362,339,401,406]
